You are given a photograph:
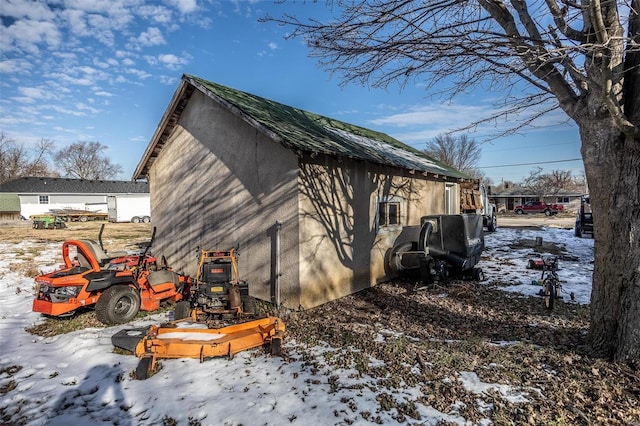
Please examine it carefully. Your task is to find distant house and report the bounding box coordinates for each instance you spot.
[133,74,473,309]
[491,186,583,212]
[0,177,150,220]
[0,194,21,221]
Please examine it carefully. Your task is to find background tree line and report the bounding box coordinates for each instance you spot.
[423,133,586,199]
[0,132,123,184]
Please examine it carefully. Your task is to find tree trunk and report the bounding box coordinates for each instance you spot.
[580,119,640,365]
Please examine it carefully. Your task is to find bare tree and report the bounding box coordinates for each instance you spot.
[0,133,57,184]
[423,134,483,178]
[54,141,123,180]
[521,168,576,200]
[264,1,640,363]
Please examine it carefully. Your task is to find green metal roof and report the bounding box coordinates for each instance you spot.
[186,75,466,179]
[0,194,20,212]
[134,74,469,180]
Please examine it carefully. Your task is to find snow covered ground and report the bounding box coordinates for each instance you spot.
[0,226,593,425]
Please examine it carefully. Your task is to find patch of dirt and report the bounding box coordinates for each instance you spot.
[280,280,640,425]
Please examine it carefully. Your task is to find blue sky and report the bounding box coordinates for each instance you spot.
[0,0,584,185]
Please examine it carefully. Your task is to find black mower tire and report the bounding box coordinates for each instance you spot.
[95,285,141,325]
[174,301,191,320]
[544,280,557,310]
[242,296,256,315]
[136,356,153,380]
[472,267,485,282]
[270,337,282,356]
[487,215,497,233]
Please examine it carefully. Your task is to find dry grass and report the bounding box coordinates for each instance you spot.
[0,221,154,251]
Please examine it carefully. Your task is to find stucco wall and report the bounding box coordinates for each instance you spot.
[297,154,455,309]
[147,90,301,307]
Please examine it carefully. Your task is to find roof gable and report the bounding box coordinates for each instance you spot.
[134,74,469,180]
[0,177,149,194]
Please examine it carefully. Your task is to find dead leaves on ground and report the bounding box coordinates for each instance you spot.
[283,280,639,425]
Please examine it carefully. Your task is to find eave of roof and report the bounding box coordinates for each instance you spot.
[133,74,470,181]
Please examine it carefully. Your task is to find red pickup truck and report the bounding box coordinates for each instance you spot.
[514,201,564,216]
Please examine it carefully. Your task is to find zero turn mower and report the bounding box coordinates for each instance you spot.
[112,247,285,380]
[32,225,189,324]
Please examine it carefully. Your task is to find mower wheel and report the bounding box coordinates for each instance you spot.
[472,268,485,282]
[242,296,256,315]
[544,280,557,310]
[174,301,191,320]
[136,356,154,380]
[270,336,282,356]
[95,285,141,325]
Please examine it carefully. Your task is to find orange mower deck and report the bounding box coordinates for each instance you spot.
[112,316,285,379]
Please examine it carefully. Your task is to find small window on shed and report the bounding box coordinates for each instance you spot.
[39,195,49,204]
[378,198,402,230]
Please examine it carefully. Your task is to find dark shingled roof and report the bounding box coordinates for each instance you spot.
[134,74,469,180]
[0,177,149,194]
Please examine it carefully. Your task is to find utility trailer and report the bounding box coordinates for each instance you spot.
[107,195,151,223]
[49,208,108,222]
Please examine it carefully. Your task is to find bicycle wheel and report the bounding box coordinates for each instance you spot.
[544,279,557,310]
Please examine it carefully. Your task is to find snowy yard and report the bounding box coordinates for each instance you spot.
[2,225,637,425]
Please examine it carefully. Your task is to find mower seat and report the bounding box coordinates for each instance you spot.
[147,270,182,291]
[78,239,128,268]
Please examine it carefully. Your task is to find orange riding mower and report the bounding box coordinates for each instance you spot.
[111,248,284,379]
[32,226,190,325]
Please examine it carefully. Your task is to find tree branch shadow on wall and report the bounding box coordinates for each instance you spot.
[298,155,422,296]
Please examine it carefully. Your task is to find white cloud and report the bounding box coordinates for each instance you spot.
[1,19,61,54]
[138,5,174,24]
[126,68,152,80]
[145,53,190,71]
[75,102,100,114]
[168,0,198,14]
[137,27,166,47]
[18,87,46,99]
[268,42,278,50]
[0,0,56,20]
[0,59,32,74]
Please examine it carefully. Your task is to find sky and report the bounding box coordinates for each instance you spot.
[0,0,584,185]
[0,225,594,425]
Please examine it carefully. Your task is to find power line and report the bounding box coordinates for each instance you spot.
[479,158,582,169]
[482,141,577,153]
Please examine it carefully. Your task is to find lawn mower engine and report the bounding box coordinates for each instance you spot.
[192,249,250,317]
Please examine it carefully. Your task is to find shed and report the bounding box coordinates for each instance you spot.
[134,74,472,309]
[0,194,21,221]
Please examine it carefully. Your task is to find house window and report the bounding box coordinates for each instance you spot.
[39,195,49,204]
[378,198,402,230]
[444,183,456,214]
[557,196,569,203]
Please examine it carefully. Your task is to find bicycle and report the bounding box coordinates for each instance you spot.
[540,256,561,310]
